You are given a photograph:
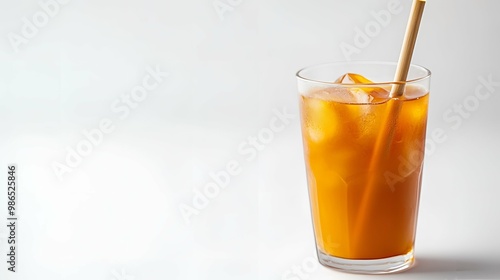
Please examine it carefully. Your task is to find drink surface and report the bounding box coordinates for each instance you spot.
[300,85,429,259]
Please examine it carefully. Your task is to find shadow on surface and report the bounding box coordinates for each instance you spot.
[408,256,500,278]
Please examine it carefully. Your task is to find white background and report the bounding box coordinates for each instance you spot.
[1,0,500,279]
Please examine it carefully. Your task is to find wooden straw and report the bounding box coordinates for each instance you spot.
[391,0,426,96]
[353,0,426,256]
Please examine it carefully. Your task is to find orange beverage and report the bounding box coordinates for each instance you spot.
[297,62,431,273]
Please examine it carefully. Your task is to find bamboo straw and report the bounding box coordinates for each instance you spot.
[391,0,426,97]
[353,0,426,256]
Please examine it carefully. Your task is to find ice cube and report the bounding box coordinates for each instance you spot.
[349,88,374,103]
[302,94,338,143]
[335,73,372,84]
[335,73,390,102]
[334,73,349,83]
[315,87,372,104]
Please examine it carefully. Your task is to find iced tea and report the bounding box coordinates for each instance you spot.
[300,77,429,260]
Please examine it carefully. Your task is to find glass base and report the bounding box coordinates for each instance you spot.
[317,249,415,274]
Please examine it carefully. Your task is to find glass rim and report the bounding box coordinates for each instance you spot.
[296,61,431,86]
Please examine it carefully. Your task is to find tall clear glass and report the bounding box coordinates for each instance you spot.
[297,61,431,274]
